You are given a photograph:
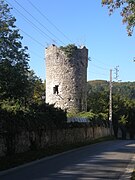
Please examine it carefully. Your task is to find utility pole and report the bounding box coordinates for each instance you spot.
[109,69,113,135]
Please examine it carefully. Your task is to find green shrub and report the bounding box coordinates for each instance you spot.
[0,102,67,154]
[67,111,109,127]
[60,44,77,58]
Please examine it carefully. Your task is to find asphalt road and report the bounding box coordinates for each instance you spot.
[0,140,135,180]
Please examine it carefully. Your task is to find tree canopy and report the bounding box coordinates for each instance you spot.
[102,0,135,36]
[0,0,46,108]
[0,0,30,104]
[87,80,135,138]
[0,0,67,156]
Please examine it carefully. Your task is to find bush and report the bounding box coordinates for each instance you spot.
[0,108,26,155]
[60,44,77,58]
[67,111,109,127]
[0,102,67,154]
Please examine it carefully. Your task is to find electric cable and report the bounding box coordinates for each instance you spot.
[14,0,66,45]
[20,29,45,47]
[27,0,72,43]
[5,0,60,44]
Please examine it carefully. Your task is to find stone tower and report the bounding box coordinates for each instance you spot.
[45,44,88,113]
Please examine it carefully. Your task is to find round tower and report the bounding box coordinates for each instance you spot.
[45,44,88,113]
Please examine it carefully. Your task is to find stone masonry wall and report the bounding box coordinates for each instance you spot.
[45,44,88,112]
[0,126,110,157]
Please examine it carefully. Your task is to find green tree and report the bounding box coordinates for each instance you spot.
[87,80,135,139]
[87,80,109,113]
[125,99,135,139]
[0,0,30,106]
[27,70,45,104]
[102,0,135,36]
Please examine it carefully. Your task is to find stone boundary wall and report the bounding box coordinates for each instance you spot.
[0,126,110,157]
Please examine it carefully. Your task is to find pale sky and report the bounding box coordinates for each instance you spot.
[6,0,135,82]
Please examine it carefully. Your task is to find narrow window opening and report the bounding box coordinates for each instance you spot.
[68,98,71,101]
[79,98,82,111]
[53,85,59,94]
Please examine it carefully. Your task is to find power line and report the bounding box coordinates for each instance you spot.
[90,56,111,69]
[90,62,109,71]
[27,0,72,43]
[13,0,65,45]
[4,1,46,62]
[5,0,59,44]
[28,50,44,60]
[20,29,45,47]
[88,70,108,77]
[19,29,46,61]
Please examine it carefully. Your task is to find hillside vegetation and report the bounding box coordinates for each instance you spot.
[87,80,135,139]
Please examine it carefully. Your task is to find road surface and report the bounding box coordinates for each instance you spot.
[0,140,135,180]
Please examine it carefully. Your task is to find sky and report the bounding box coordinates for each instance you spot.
[5,0,135,82]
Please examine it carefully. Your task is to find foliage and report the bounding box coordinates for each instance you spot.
[0,108,26,155]
[118,115,128,125]
[60,44,77,58]
[87,80,109,113]
[75,111,97,120]
[26,70,45,105]
[67,111,109,127]
[87,80,135,138]
[131,169,135,180]
[0,103,67,154]
[102,0,135,36]
[113,81,135,99]
[0,0,46,108]
[28,103,67,130]
[0,0,30,104]
[0,99,24,112]
[67,108,82,118]
[0,0,68,155]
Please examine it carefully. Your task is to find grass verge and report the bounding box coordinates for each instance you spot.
[0,136,114,171]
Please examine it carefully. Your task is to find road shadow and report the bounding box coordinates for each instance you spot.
[0,140,135,180]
